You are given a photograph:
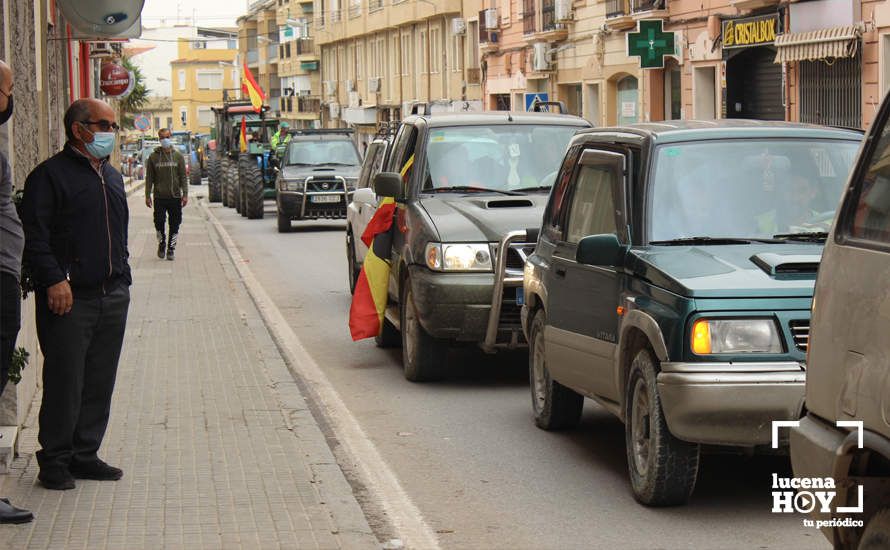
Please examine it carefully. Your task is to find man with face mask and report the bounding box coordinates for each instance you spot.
[19,98,131,491]
[145,128,187,260]
[0,60,34,522]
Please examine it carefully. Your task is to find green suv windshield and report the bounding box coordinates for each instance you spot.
[649,139,861,242]
[423,125,578,192]
[287,140,360,166]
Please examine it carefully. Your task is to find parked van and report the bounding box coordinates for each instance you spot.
[790,100,890,547]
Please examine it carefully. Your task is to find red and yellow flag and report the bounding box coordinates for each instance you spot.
[349,155,413,341]
[239,116,248,153]
[241,62,265,112]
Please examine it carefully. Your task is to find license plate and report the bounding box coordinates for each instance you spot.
[515,287,524,306]
[310,195,340,204]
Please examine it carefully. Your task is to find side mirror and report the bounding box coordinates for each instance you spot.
[576,234,628,268]
[373,172,403,198]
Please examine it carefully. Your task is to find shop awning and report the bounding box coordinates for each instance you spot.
[774,25,862,63]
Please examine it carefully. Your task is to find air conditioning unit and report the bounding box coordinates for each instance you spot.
[346,79,357,92]
[533,42,551,71]
[192,40,207,49]
[484,8,498,30]
[452,17,466,35]
[555,0,573,21]
[298,89,311,97]
[368,77,381,93]
[323,80,336,96]
[329,102,340,119]
[88,41,117,57]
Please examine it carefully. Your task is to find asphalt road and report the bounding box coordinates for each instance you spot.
[208,197,828,550]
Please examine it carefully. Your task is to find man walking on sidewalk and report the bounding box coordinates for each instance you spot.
[0,59,34,523]
[145,128,188,260]
[20,98,131,491]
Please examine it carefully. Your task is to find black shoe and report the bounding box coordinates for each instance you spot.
[157,241,166,259]
[38,468,75,490]
[166,248,175,261]
[70,459,122,481]
[0,498,33,524]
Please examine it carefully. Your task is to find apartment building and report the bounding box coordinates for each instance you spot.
[314,0,485,146]
[275,0,322,128]
[238,1,282,119]
[171,30,239,134]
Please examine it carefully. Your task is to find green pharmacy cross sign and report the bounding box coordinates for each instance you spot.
[627,19,675,69]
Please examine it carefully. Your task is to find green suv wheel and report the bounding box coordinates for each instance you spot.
[529,309,583,430]
[625,347,700,506]
[400,280,446,382]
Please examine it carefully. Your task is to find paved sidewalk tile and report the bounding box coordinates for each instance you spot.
[0,194,379,550]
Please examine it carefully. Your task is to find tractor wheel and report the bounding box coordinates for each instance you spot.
[226,160,239,209]
[222,157,233,207]
[207,152,221,203]
[189,163,201,186]
[239,154,265,220]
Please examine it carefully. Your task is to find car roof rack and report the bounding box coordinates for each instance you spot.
[531,101,568,114]
[287,128,355,136]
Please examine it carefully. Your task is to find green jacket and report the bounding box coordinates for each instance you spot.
[270,130,291,149]
[145,147,187,199]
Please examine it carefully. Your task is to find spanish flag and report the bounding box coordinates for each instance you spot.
[239,116,248,153]
[241,62,265,112]
[349,155,413,340]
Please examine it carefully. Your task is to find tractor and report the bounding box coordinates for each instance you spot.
[210,93,279,219]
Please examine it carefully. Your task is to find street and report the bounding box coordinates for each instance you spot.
[210,197,828,550]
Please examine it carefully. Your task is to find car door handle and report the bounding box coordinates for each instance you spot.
[555,268,566,278]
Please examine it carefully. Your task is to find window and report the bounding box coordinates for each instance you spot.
[153,116,160,130]
[400,32,412,76]
[430,26,441,73]
[545,145,581,235]
[179,107,188,127]
[843,124,890,245]
[356,42,364,79]
[198,107,214,127]
[468,21,479,69]
[166,116,173,129]
[178,69,186,91]
[196,71,224,90]
[450,20,463,72]
[418,30,427,74]
[565,165,619,243]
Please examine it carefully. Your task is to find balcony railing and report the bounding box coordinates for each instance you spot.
[267,44,279,60]
[330,9,342,23]
[607,0,666,17]
[349,3,362,18]
[296,37,315,55]
[369,0,384,11]
[542,0,556,31]
[298,96,321,113]
[246,49,259,64]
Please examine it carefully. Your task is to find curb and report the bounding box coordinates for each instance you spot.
[125,179,145,197]
[199,200,440,550]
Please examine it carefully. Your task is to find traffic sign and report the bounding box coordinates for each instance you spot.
[134,115,151,131]
[524,92,549,112]
[627,19,676,69]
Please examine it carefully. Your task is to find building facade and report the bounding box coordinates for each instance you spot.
[171,30,239,135]
[275,0,323,128]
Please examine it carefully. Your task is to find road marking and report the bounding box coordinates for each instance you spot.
[202,203,440,550]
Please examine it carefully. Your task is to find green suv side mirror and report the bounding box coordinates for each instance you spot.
[577,234,628,268]
[373,172,403,198]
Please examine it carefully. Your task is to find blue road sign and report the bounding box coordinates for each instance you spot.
[135,115,150,131]
[524,92,549,112]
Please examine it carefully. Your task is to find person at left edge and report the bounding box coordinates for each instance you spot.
[19,98,131,491]
[0,58,34,523]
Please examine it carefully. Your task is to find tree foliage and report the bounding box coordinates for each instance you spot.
[119,56,150,129]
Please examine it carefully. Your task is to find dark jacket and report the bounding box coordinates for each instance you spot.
[145,147,187,199]
[20,144,131,293]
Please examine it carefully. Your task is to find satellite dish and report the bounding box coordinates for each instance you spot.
[58,0,146,38]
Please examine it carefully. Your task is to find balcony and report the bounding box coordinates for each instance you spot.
[267,43,279,63]
[369,0,384,11]
[730,0,777,8]
[246,49,259,65]
[538,0,568,42]
[298,96,321,113]
[522,0,535,35]
[330,9,342,23]
[296,37,316,56]
[348,3,362,18]
[606,0,667,30]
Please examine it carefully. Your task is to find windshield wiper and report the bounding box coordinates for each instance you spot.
[319,162,356,166]
[511,185,552,193]
[431,186,522,196]
[772,231,829,242]
[649,236,754,245]
[286,162,314,166]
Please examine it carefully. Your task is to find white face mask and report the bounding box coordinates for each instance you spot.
[160,138,173,149]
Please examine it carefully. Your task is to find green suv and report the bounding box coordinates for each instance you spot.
[522,121,862,506]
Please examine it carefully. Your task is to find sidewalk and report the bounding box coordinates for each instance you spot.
[0,191,378,549]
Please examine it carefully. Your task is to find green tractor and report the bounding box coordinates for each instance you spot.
[211,94,279,219]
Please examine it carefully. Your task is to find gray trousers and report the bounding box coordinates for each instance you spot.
[35,283,130,470]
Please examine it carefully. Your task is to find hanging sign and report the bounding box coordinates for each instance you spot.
[627,20,676,69]
[100,62,133,96]
[722,14,779,49]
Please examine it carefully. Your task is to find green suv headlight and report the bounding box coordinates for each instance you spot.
[691,318,783,354]
[425,243,493,272]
